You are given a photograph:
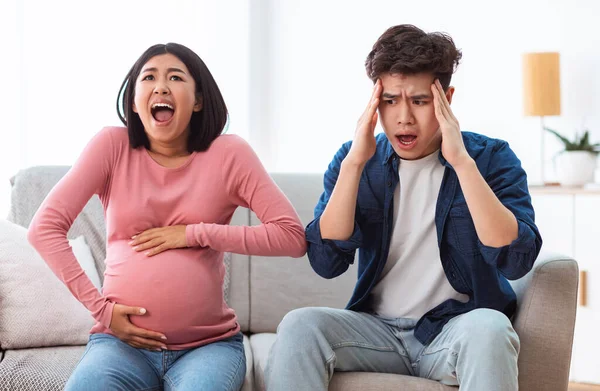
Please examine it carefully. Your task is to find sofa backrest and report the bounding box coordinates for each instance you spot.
[248,173,358,333]
[8,166,108,280]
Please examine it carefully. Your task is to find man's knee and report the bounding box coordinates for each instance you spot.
[276,307,334,345]
[459,309,519,351]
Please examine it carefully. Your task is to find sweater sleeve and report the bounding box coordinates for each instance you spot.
[27,127,118,328]
[185,135,306,257]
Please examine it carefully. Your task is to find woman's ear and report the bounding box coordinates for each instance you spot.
[193,96,203,112]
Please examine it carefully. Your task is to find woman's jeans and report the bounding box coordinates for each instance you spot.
[65,332,245,391]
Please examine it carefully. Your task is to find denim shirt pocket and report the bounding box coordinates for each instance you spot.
[448,203,480,255]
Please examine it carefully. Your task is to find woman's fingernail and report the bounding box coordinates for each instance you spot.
[131,235,137,239]
[161,336,167,340]
[140,308,146,314]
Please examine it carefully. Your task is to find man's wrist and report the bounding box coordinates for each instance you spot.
[342,156,367,172]
[453,156,477,175]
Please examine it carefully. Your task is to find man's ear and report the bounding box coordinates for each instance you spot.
[445,86,455,105]
[193,96,203,112]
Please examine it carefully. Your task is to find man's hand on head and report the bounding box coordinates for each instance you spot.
[346,79,382,167]
[432,79,472,170]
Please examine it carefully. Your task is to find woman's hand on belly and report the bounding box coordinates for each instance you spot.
[110,304,168,351]
[129,225,188,256]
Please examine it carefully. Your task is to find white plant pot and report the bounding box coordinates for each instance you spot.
[554,151,598,187]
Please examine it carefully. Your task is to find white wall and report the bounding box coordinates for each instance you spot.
[263,0,600,183]
[0,0,21,218]
[0,0,250,217]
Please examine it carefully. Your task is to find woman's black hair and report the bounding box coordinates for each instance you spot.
[117,43,228,152]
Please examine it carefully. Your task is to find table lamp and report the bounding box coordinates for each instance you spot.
[522,52,561,185]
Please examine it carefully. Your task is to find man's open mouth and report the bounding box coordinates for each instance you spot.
[397,135,417,145]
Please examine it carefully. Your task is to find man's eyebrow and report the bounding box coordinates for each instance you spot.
[381,92,432,99]
[409,94,432,99]
[140,67,187,74]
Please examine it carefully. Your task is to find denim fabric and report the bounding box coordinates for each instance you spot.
[64,332,245,391]
[265,307,519,391]
[305,132,542,344]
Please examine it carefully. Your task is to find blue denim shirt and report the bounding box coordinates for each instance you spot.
[305,132,542,345]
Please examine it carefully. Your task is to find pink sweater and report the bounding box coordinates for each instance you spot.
[28,127,306,349]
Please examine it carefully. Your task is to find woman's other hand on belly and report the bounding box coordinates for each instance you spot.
[109,303,168,351]
[129,225,188,256]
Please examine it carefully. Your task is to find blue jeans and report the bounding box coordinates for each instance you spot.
[65,332,245,391]
[265,308,519,391]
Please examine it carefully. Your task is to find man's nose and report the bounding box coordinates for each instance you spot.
[397,102,414,124]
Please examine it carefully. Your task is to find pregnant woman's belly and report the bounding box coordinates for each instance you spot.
[101,243,236,345]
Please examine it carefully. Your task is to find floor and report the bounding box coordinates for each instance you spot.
[570,383,600,391]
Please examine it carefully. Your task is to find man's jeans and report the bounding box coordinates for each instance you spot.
[65,332,245,391]
[265,308,519,391]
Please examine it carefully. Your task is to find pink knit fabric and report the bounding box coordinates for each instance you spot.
[28,127,306,349]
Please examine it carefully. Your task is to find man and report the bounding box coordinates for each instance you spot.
[265,24,541,391]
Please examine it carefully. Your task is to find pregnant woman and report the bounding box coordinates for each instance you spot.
[28,42,306,391]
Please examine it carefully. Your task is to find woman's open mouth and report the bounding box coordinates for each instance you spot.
[151,103,175,125]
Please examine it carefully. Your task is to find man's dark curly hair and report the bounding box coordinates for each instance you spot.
[365,24,462,90]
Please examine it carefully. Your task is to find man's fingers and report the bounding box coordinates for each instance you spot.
[371,112,378,132]
[360,81,382,124]
[434,80,458,123]
[432,84,445,122]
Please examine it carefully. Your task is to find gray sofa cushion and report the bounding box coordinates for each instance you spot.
[8,166,107,280]
[249,333,456,391]
[0,336,255,391]
[228,208,252,332]
[509,252,578,391]
[0,220,93,349]
[249,173,358,333]
[330,373,456,391]
[0,345,85,391]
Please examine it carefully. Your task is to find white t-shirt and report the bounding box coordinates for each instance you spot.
[371,151,469,319]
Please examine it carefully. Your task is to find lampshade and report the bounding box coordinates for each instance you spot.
[522,52,561,116]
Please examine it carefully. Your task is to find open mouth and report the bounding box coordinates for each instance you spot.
[151,103,175,123]
[397,134,417,145]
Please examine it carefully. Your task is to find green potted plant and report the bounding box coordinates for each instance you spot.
[544,127,599,186]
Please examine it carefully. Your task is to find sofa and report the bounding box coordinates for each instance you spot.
[0,166,579,391]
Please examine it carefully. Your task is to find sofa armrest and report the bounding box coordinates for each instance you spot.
[509,251,578,391]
